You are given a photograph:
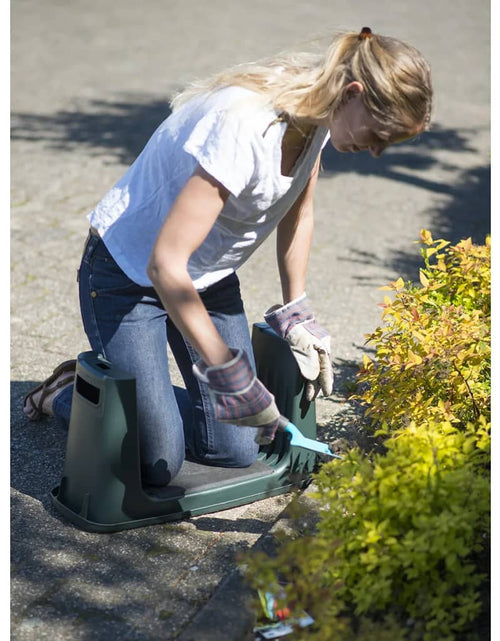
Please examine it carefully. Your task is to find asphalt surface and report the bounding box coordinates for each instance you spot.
[11,1,490,639]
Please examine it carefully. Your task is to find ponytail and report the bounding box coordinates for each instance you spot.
[172,29,432,132]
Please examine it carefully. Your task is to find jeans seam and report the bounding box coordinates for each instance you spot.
[80,240,106,357]
[87,282,106,357]
[181,336,216,453]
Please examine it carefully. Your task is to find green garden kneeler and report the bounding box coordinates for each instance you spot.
[50,323,320,532]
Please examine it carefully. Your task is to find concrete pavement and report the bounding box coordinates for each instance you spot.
[11,0,490,639]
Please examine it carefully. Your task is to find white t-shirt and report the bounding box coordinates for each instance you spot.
[88,86,330,290]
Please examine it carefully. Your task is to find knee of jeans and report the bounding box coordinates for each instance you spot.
[141,456,183,487]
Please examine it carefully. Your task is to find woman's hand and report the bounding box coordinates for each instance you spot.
[265,294,334,401]
[193,348,281,440]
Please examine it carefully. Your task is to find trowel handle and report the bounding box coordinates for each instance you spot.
[277,415,291,431]
[254,415,291,446]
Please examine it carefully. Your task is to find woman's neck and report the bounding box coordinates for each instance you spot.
[281,123,316,176]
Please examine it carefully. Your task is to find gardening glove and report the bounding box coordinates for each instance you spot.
[264,293,334,401]
[193,348,282,443]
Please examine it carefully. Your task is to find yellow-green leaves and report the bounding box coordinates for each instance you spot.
[419,269,429,288]
[245,233,490,641]
[355,232,490,434]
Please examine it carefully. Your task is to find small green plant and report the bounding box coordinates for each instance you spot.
[246,232,490,641]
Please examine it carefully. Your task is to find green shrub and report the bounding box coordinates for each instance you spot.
[246,233,490,640]
[356,231,490,435]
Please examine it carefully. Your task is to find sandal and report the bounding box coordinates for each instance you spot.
[23,359,77,421]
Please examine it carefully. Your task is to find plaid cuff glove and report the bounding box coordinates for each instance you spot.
[193,349,281,441]
[264,294,334,401]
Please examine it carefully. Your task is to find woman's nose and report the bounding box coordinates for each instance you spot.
[369,142,388,158]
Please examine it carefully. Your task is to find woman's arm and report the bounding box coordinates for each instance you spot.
[146,165,233,366]
[148,163,282,432]
[276,154,321,303]
[270,154,333,400]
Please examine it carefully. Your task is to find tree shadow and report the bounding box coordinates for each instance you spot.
[321,123,479,187]
[11,93,174,165]
[11,380,71,505]
[11,96,489,212]
[321,123,490,283]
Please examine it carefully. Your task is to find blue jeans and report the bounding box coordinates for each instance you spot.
[53,232,259,485]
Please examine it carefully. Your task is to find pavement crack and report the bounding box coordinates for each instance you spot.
[171,531,225,589]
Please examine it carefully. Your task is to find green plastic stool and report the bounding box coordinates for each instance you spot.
[50,323,318,532]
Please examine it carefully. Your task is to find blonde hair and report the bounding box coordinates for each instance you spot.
[172,30,432,133]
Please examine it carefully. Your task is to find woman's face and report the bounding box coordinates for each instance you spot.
[328,82,423,158]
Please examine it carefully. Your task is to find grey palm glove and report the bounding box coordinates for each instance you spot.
[264,294,334,401]
[193,348,282,443]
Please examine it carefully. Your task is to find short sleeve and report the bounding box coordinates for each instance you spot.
[183,107,260,197]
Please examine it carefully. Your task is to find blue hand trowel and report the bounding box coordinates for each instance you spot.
[257,416,343,460]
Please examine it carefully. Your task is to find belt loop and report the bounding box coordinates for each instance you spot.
[81,229,99,264]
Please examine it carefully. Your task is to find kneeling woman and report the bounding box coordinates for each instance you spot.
[24,28,432,486]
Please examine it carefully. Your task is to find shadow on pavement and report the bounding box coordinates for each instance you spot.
[321,123,490,282]
[11,94,174,165]
[11,381,67,504]
[338,160,490,283]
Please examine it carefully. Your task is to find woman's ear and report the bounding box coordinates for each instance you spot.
[342,81,364,101]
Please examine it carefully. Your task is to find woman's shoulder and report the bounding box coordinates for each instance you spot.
[180,85,279,129]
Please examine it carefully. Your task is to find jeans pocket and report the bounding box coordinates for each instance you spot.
[89,255,138,296]
[83,237,138,296]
